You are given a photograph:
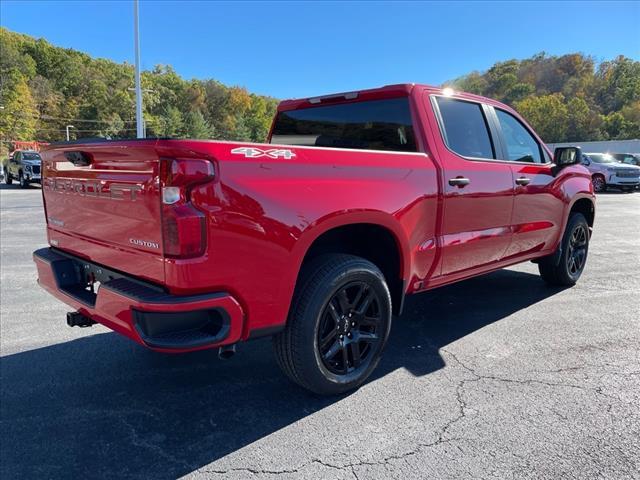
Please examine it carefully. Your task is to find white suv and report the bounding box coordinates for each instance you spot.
[582,153,640,192]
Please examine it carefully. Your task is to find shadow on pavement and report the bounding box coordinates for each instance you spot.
[0,183,41,190]
[0,269,565,478]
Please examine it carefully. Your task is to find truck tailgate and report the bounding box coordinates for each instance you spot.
[42,141,165,284]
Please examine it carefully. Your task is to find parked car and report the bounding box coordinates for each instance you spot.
[3,150,42,188]
[33,84,595,395]
[610,152,640,167]
[582,153,640,192]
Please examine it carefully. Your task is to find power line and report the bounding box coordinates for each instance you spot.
[2,110,136,123]
[35,128,138,133]
[40,115,137,123]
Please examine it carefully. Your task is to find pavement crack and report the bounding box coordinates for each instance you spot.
[202,466,300,476]
[440,348,627,405]
[118,416,194,472]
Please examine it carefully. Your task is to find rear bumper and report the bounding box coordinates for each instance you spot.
[33,248,244,353]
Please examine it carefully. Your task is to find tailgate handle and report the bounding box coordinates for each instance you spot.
[64,151,93,167]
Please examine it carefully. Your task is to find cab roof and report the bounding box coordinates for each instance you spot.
[277,83,510,112]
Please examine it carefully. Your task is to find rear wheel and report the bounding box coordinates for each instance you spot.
[592,175,606,193]
[273,254,392,395]
[4,172,12,185]
[538,213,589,286]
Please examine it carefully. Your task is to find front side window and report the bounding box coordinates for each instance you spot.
[435,97,494,159]
[270,98,416,152]
[495,109,542,163]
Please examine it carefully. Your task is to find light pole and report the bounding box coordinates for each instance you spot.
[133,0,144,138]
[66,125,74,141]
[128,87,154,138]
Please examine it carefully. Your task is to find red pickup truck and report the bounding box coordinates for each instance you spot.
[34,84,595,394]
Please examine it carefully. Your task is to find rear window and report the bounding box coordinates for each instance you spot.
[270,98,417,152]
[435,97,495,159]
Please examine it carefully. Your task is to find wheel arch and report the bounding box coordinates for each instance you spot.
[569,196,595,229]
[291,213,410,316]
[549,194,595,264]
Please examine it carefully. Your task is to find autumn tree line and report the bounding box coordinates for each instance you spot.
[451,52,639,143]
[0,28,278,155]
[1,27,639,158]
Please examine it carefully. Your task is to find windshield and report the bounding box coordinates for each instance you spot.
[22,152,41,161]
[586,153,616,164]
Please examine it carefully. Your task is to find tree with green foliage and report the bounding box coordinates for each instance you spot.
[566,97,598,142]
[0,71,38,141]
[183,110,213,139]
[514,94,568,143]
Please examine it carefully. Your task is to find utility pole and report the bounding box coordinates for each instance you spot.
[133,0,144,138]
[66,125,74,141]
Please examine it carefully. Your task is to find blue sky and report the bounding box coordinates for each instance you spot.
[2,1,639,99]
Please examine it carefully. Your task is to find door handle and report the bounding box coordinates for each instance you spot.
[515,177,531,186]
[448,177,470,187]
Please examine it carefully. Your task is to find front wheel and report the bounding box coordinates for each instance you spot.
[538,213,589,286]
[592,175,606,193]
[273,254,392,395]
[19,172,28,189]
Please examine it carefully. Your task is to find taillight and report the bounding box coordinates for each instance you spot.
[160,158,214,258]
[162,203,206,257]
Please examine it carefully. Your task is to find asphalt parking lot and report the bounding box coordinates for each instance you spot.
[1,184,639,480]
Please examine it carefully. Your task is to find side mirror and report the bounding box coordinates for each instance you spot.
[553,146,583,168]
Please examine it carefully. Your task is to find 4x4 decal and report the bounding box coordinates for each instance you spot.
[231,147,296,159]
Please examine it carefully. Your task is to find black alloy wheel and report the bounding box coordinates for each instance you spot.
[273,254,392,395]
[317,281,383,375]
[538,212,590,286]
[566,223,588,278]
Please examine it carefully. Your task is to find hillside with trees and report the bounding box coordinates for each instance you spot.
[1,27,639,156]
[450,52,640,143]
[0,27,278,154]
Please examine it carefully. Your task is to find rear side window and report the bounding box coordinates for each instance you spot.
[270,98,416,152]
[495,109,543,163]
[435,97,495,159]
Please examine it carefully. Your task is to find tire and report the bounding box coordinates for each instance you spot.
[19,172,28,189]
[592,175,606,193]
[4,172,12,185]
[273,254,392,395]
[538,213,589,286]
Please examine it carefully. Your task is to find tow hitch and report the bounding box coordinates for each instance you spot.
[66,311,96,328]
